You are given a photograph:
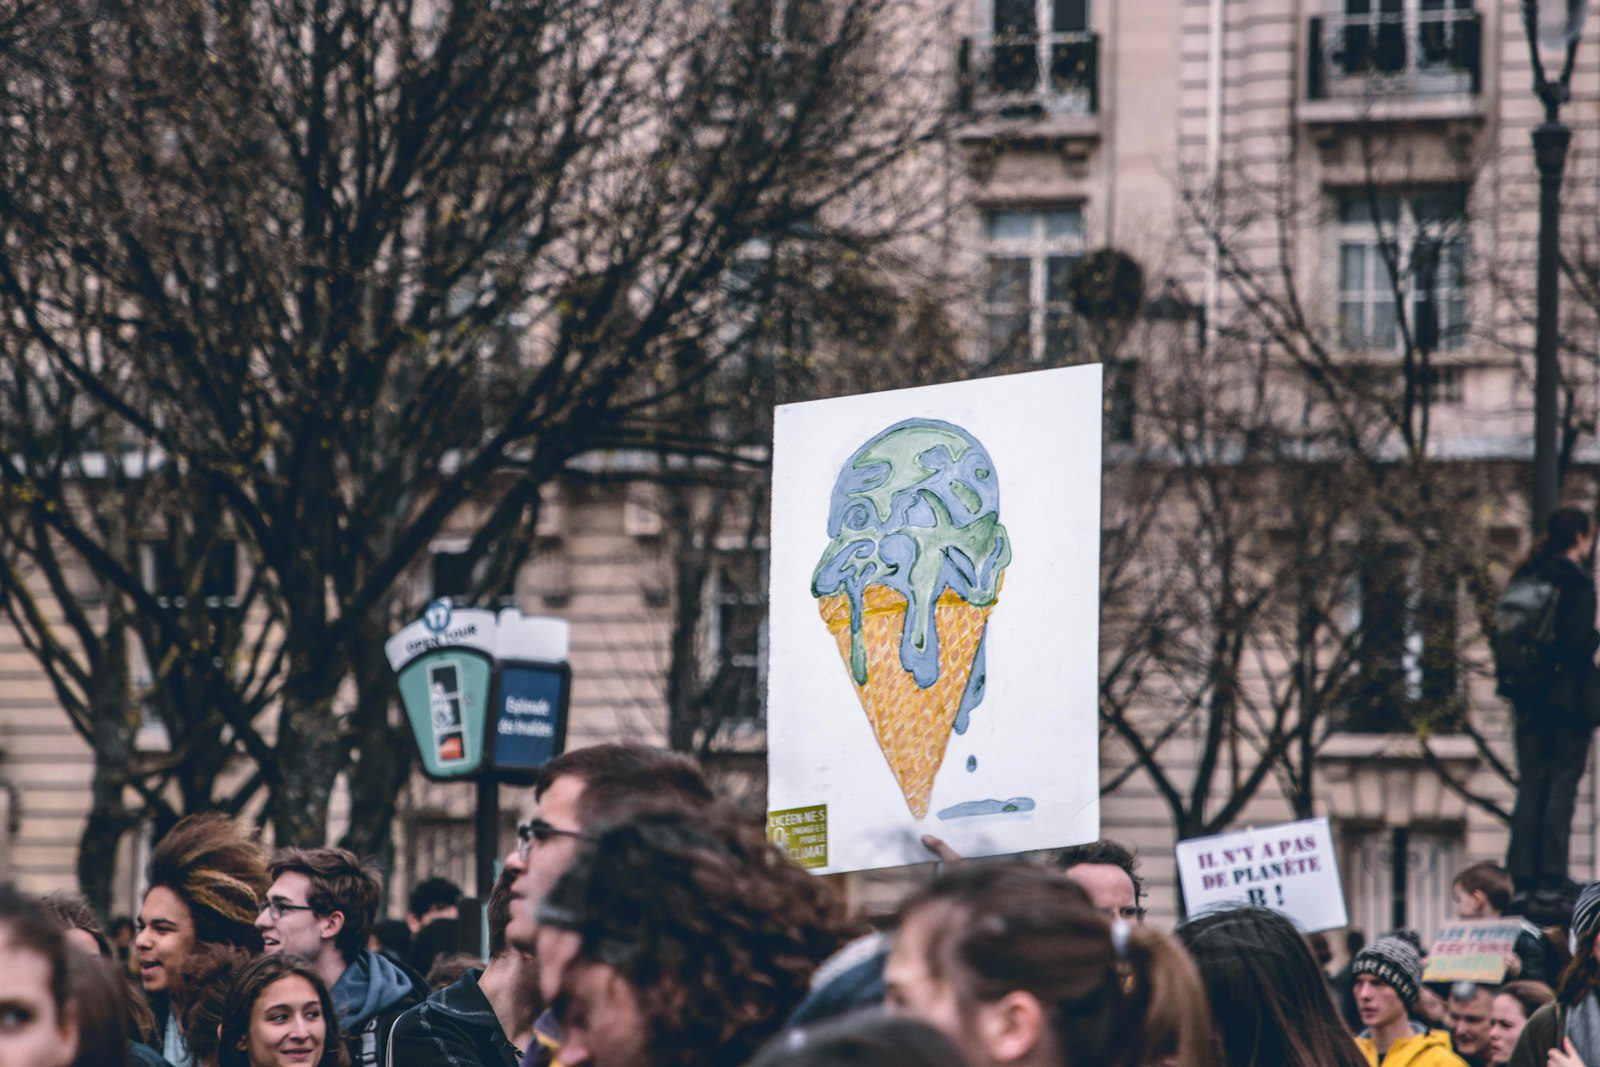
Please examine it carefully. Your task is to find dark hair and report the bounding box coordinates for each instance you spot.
[486,865,515,957]
[1057,839,1144,906]
[1453,862,1513,914]
[38,891,112,958]
[269,847,382,963]
[173,943,254,1063]
[147,814,270,953]
[1520,506,1592,570]
[748,1015,969,1067]
[1178,907,1367,1067]
[540,806,845,1067]
[370,918,411,960]
[1556,930,1597,1006]
[66,952,131,1067]
[1306,931,1333,968]
[108,917,135,938]
[899,863,1217,1067]
[407,877,462,921]
[1498,980,1556,1020]
[217,954,349,1067]
[534,743,715,828]
[0,883,73,1013]
[425,952,482,990]
[407,916,459,977]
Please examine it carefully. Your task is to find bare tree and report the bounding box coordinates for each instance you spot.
[0,0,953,856]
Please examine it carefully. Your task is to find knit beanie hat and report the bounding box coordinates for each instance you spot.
[1573,882,1600,941]
[1351,934,1424,1008]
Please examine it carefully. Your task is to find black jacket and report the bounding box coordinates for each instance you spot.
[1515,553,1600,720]
[386,968,521,1067]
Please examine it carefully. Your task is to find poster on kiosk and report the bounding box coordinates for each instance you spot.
[386,598,570,781]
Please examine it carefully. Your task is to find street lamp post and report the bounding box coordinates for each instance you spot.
[1523,0,1589,531]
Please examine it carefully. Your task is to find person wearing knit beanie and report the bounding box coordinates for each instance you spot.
[136,813,270,1067]
[1352,935,1466,1067]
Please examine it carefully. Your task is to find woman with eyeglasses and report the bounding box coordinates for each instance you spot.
[136,814,271,1067]
[884,862,1218,1067]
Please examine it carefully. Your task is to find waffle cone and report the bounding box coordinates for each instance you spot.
[819,584,995,819]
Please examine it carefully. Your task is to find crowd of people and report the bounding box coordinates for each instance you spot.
[5,742,1600,1067]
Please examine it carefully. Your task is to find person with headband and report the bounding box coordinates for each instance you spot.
[884,862,1217,1067]
[1351,934,1466,1066]
[1510,883,1600,1066]
[137,813,272,1067]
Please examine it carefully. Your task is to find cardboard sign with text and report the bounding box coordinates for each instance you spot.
[1422,921,1525,983]
[1175,817,1348,932]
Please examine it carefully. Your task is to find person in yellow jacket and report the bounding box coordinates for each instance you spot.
[1351,935,1469,1067]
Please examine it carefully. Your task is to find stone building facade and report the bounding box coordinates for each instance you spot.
[4,0,1600,945]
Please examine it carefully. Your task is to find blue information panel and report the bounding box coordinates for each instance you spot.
[491,661,569,780]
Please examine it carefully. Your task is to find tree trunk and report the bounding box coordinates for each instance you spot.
[339,639,413,868]
[270,657,344,846]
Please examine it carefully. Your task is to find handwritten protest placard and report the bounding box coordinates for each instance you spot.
[1175,817,1348,932]
[1422,921,1524,983]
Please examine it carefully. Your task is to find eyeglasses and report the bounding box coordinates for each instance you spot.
[257,898,317,921]
[516,819,586,861]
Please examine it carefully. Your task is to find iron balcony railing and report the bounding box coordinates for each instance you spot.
[958,30,1099,118]
[1307,8,1481,100]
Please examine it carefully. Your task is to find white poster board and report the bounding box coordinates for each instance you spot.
[1175,817,1348,932]
[766,367,1102,874]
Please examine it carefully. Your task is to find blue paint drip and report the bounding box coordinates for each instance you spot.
[953,630,987,734]
[936,797,1036,820]
[966,755,977,772]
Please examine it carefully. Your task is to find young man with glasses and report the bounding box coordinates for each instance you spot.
[501,743,714,958]
[499,743,715,1067]
[256,847,428,1067]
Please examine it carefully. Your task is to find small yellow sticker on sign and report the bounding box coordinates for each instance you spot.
[767,804,828,869]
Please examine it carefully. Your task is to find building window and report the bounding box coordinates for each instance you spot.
[983,206,1085,364]
[1342,543,1459,733]
[138,539,240,611]
[1311,0,1479,99]
[705,549,767,724]
[1341,823,1463,945]
[972,0,1096,114]
[1336,187,1467,358]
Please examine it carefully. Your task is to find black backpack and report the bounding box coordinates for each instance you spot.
[1492,571,1562,694]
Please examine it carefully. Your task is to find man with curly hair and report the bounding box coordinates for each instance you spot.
[137,813,270,1066]
[532,807,845,1067]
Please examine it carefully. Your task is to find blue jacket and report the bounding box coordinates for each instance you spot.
[332,950,428,1067]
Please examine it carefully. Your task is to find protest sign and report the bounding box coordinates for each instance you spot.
[1422,921,1525,983]
[1175,817,1348,932]
[766,366,1103,874]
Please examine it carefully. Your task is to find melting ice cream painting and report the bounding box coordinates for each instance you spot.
[812,420,1011,819]
[768,366,1103,874]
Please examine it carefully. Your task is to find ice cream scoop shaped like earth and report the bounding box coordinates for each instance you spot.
[812,418,1011,697]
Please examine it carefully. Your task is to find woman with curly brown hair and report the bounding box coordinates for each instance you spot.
[884,862,1219,1067]
[532,805,846,1067]
[137,813,271,1066]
